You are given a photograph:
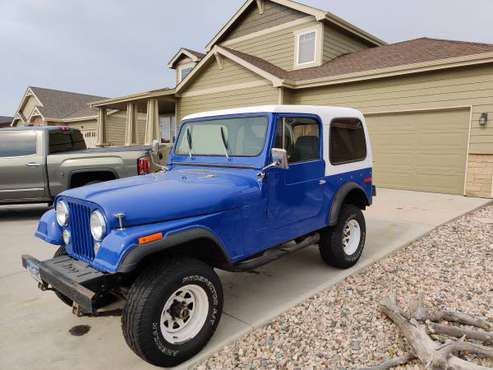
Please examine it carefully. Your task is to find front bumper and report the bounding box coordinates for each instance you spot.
[21,254,121,314]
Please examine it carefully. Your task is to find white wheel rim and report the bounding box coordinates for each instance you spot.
[159,284,209,344]
[342,219,361,256]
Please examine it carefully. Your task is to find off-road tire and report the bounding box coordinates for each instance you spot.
[319,204,366,269]
[122,257,223,367]
[53,246,74,307]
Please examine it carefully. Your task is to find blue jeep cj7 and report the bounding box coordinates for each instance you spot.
[23,105,374,367]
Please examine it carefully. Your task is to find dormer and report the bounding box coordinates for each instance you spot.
[168,48,206,84]
[204,0,385,72]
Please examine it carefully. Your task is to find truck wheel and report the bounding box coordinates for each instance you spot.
[53,246,74,307]
[319,204,366,269]
[122,257,223,367]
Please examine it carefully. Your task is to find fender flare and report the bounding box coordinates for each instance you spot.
[117,227,232,273]
[328,182,370,226]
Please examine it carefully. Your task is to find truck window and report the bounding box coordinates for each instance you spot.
[0,131,37,157]
[329,118,367,165]
[49,130,86,154]
[275,117,320,163]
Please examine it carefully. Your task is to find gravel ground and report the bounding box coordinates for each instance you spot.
[196,204,493,369]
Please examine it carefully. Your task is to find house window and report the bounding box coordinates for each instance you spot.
[295,27,319,67]
[178,63,196,82]
[329,118,367,165]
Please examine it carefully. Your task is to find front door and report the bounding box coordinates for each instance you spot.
[266,115,326,241]
[0,130,46,202]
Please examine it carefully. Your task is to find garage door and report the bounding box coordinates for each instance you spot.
[365,108,470,195]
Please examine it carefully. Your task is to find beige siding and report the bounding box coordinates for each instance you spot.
[135,112,147,144]
[184,58,267,92]
[65,119,97,131]
[225,1,306,40]
[365,109,470,194]
[292,65,493,154]
[226,20,321,71]
[21,96,38,119]
[178,85,278,122]
[323,24,369,62]
[104,111,126,146]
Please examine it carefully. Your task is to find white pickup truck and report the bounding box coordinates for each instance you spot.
[0,126,155,205]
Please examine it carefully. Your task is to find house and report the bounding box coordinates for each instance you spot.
[91,0,493,198]
[11,87,148,147]
[0,116,13,128]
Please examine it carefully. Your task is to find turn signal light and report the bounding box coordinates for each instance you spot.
[138,233,163,245]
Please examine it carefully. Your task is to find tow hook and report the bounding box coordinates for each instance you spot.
[72,303,85,317]
[38,282,50,291]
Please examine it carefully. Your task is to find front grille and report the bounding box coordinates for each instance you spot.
[67,200,95,261]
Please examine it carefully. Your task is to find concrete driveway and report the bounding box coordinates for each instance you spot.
[0,189,489,370]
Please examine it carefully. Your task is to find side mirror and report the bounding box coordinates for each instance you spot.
[151,139,160,155]
[271,148,289,170]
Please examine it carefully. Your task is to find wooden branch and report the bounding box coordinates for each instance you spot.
[358,354,415,370]
[425,310,491,331]
[380,295,493,370]
[380,297,438,365]
[429,322,493,344]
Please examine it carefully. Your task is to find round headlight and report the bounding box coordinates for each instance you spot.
[90,210,107,241]
[56,200,69,226]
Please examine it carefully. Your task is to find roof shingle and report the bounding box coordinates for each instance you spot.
[226,38,493,83]
[30,87,107,119]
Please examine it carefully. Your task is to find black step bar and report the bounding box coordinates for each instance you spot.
[229,233,320,272]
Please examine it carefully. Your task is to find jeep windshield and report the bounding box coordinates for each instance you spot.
[175,116,268,157]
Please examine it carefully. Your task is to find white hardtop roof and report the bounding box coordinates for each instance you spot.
[183,105,364,121]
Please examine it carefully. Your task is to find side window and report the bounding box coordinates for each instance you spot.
[49,130,86,154]
[329,118,367,165]
[0,131,37,157]
[275,117,320,164]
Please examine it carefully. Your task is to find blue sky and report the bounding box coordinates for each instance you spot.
[1,0,493,115]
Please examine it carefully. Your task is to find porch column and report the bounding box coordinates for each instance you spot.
[124,103,136,146]
[96,108,106,146]
[144,98,160,145]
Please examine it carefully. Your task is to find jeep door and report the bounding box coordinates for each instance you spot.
[266,115,326,235]
[0,130,47,202]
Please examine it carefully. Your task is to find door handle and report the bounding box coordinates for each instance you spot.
[25,162,41,167]
[319,179,327,185]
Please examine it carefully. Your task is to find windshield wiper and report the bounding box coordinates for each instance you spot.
[186,127,193,159]
[220,126,230,160]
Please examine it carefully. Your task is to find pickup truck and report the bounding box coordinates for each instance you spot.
[0,126,154,204]
[22,105,374,367]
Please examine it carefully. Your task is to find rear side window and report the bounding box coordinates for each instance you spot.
[329,118,367,165]
[0,131,37,157]
[49,130,86,154]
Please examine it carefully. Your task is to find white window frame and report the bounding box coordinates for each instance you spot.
[293,24,323,69]
[177,62,196,82]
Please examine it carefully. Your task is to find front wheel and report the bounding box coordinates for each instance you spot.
[122,257,223,367]
[319,204,366,269]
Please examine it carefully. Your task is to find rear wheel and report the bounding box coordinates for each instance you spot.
[122,257,223,367]
[53,246,74,307]
[319,204,366,269]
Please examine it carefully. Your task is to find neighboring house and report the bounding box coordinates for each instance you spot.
[91,0,493,199]
[11,87,148,147]
[0,116,13,128]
